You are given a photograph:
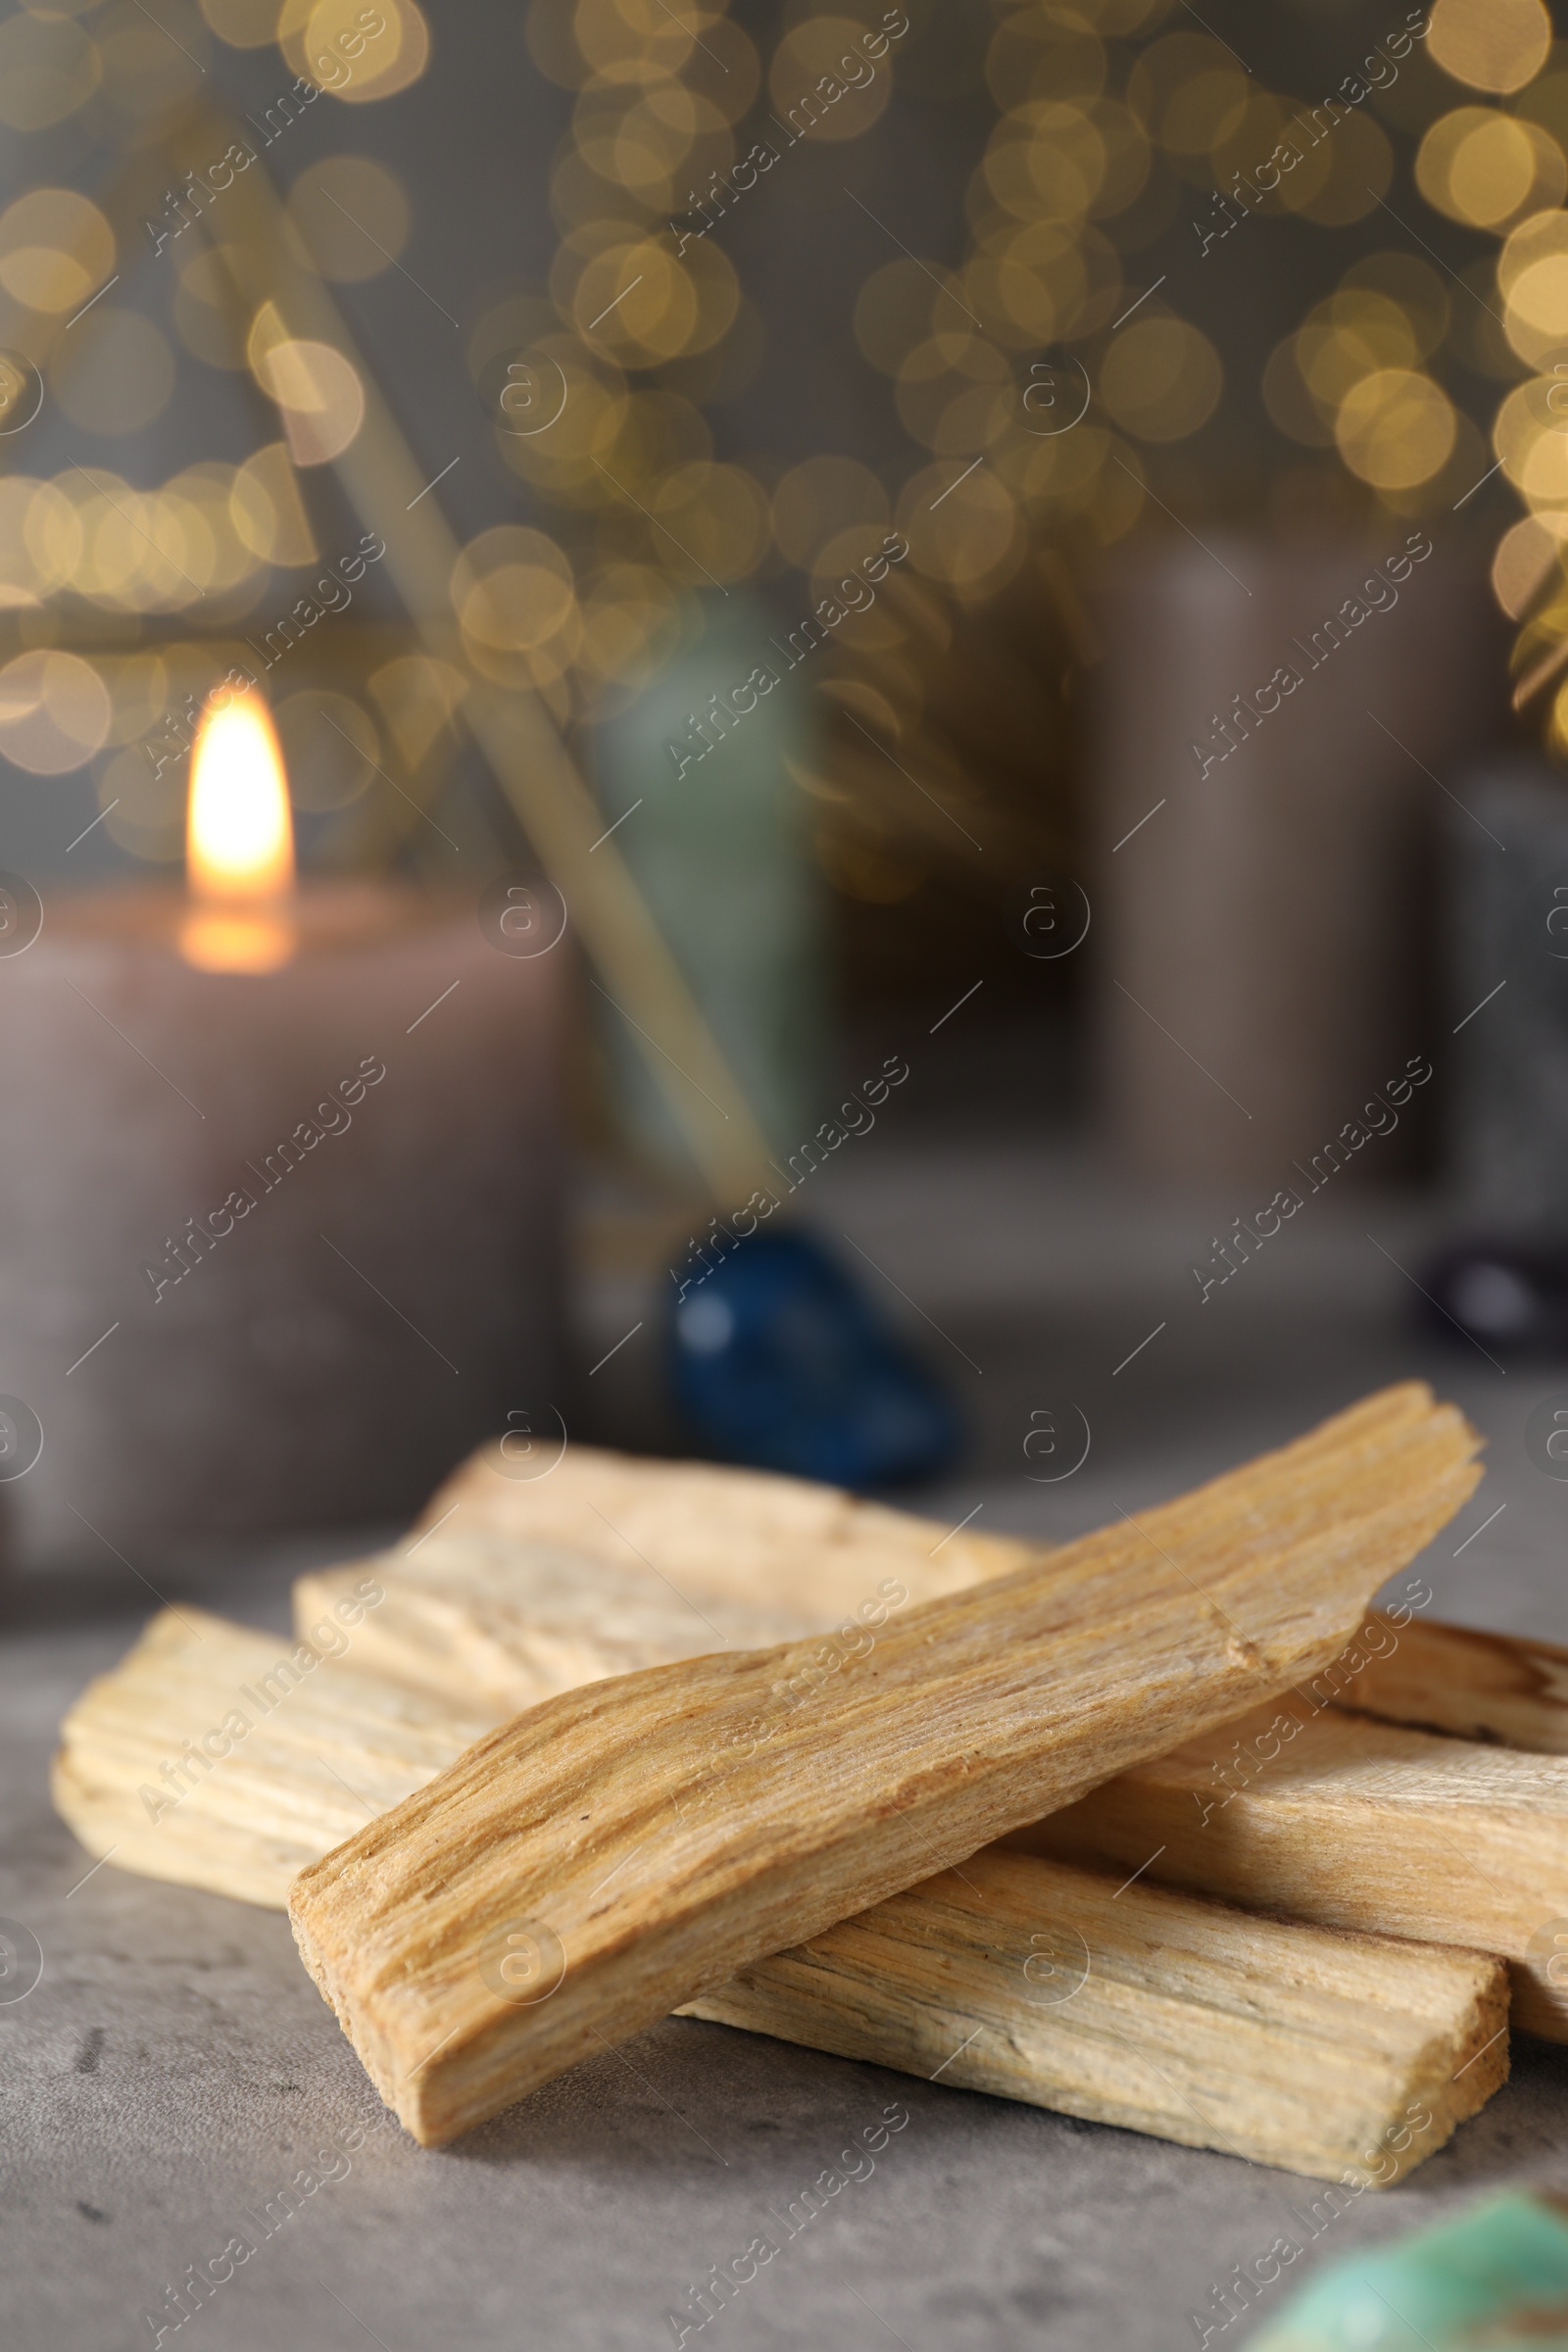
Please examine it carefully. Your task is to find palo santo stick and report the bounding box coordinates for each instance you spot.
[1336,1618,1568,1751]
[307,1431,1568,1747]
[294,1528,814,1720]
[292,1447,1036,1716]
[48,1583,797,1907]
[1018,1703,1568,2038]
[286,1382,1481,2146]
[683,1850,1508,2185]
[52,1606,494,1907]
[50,1612,1510,2189]
[56,1500,988,1896]
[396,1443,1035,1613]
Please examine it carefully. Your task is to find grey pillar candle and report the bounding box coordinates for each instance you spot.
[0,881,564,1570]
[1092,535,1500,1187]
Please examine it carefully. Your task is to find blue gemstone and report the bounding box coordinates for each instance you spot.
[667,1229,961,1490]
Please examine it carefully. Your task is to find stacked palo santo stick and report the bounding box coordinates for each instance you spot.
[57,1384,1559,2180]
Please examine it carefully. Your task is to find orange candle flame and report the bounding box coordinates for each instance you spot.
[179,692,296,973]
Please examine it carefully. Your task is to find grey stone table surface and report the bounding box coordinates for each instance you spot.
[6,1141,1568,2352]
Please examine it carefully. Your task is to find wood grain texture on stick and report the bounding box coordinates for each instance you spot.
[292,1449,1029,1718]
[51,1606,493,1907]
[48,1615,1510,2189]
[49,1606,1515,2185]
[400,1441,1035,1609]
[294,1530,811,1721]
[1336,1618,1568,1752]
[55,1467,1015,1896]
[685,1850,1508,2184]
[286,1383,1482,2145]
[1021,1703,1568,2037]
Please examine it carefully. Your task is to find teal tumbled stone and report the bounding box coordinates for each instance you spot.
[1248,2192,1568,2350]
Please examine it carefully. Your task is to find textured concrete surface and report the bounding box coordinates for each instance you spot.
[5,1146,1568,2352]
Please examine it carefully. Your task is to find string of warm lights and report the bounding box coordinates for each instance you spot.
[0,0,1563,882]
[0,0,440,857]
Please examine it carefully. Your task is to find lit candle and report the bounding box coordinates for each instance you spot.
[0,685,565,1571]
[179,692,297,975]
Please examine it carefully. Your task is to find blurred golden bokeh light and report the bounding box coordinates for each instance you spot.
[983,101,1107,222]
[278,0,429,100]
[0,187,113,314]
[1499,208,1568,368]
[0,650,112,774]
[0,10,100,129]
[1098,316,1222,442]
[1427,0,1551,96]
[1335,368,1457,490]
[453,526,582,687]
[51,310,176,436]
[369,652,467,767]
[1341,253,1449,360]
[1493,513,1562,616]
[767,16,894,141]
[1277,292,1426,452]
[648,460,769,584]
[1127,34,1247,174]
[286,155,412,282]
[963,224,1088,349]
[102,655,170,747]
[1276,112,1394,228]
[1417,107,1564,228]
[98,7,208,116]
[3,0,1541,858]
[569,235,739,365]
[231,441,318,565]
[22,478,83,597]
[1262,334,1336,448]
[986,10,1106,110]
[1495,373,1568,519]
[198,0,285,48]
[573,82,710,208]
[249,319,367,465]
[898,461,1021,591]
[0,479,49,608]
[172,465,267,598]
[895,332,1012,457]
[97,743,182,863]
[174,244,251,370]
[575,562,686,698]
[569,0,707,81]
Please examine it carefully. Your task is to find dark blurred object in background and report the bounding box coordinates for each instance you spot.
[1094,534,1504,1188]
[1447,763,1568,1232]
[1419,1236,1568,1356]
[1418,761,1568,1361]
[667,1227,959,1489]
[807,554,1085,1012]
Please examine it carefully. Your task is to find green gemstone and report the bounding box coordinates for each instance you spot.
[1248,2192,1568,2350]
